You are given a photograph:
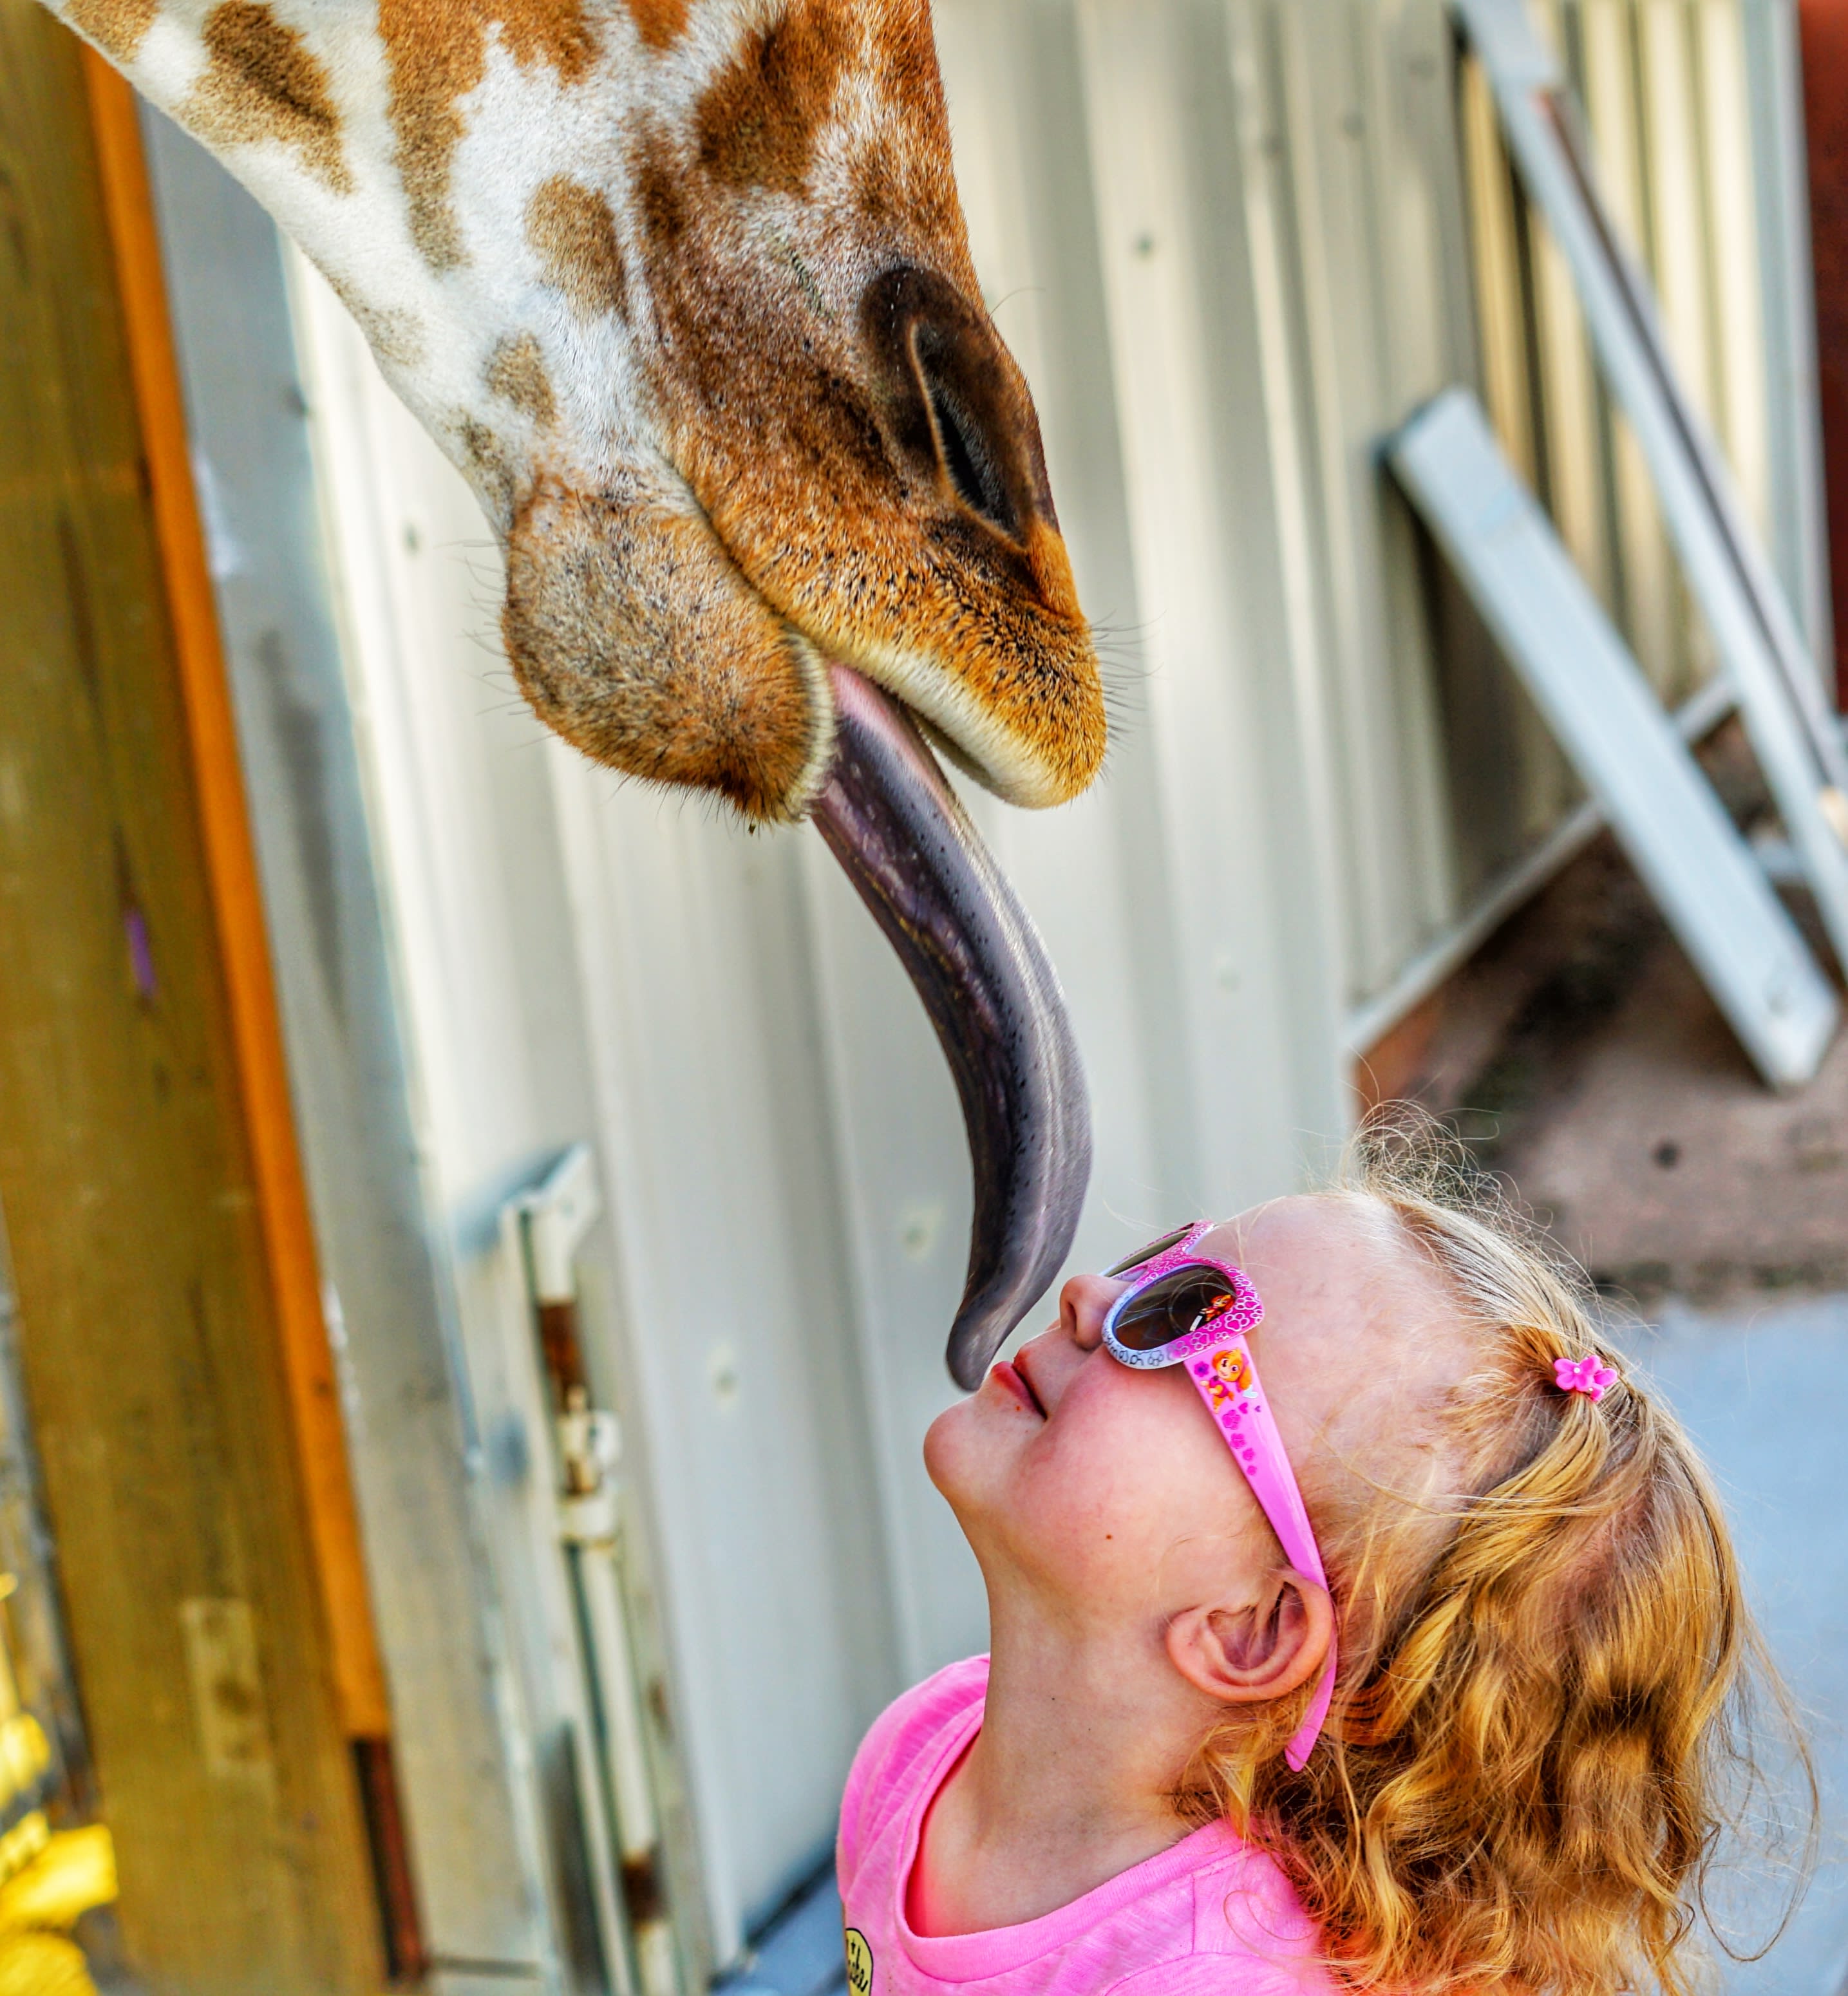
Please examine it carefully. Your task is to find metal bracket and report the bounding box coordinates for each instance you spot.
[512,1147,681,1996]
[522,1145,603,1308]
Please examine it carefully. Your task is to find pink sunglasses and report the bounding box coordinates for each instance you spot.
[1101,1221,1335,1771]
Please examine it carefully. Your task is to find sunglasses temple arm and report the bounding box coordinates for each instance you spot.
[1182,1343,1336,1772]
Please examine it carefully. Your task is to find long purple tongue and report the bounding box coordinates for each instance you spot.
[810,664,1092,1391]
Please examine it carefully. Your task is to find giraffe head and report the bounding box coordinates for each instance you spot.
[62,0,1105,1372]
[64,0,1102,820]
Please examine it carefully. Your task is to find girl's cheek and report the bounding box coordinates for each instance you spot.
[1036,1410,1165,1549]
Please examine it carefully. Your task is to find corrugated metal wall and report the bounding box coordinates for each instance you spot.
[151,0,1828,1976]
[938,0,1472,1037]
[1456,0,1826,885]
[932,0,1823,1043]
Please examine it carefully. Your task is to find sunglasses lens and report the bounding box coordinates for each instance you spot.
[1103,1225,1196,1280]
[1109,1266,1241,1351]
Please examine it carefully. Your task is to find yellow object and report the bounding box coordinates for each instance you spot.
[0,1828,115,1936]
[0,1825,116,1996]
[0,1932,92,1996]
[0,1822,48,1902]
[0,1721,50,1812]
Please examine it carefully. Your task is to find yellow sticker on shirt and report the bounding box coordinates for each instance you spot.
[844,1926,874,1994]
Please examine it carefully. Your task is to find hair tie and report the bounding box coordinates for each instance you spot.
[1554,1353,1618,1402]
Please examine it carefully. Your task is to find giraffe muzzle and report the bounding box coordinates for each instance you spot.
[810,664,1092,1391]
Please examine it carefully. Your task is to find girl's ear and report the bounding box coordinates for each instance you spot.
[1165,1570,1333,1707]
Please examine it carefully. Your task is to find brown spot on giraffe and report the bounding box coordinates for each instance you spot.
[630,124,688,251]
[66,0,160,63]
[379,0,599,270]
[486,333,556,427]
[458,414,517,527]
[848,5,963,242]
[322,270,425,370]
[525,178,628,323]
[352,303,424,372]
[695,1,856,196]
[624,0,689,52]
[182,2,352,194]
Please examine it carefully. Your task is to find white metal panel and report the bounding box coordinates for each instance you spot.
[287,249,630,1990]
[140,107,572,1979]
[1072,0,1351,1187]
[543,755,901,1952]
[1740,0,1834,668]
[1241,0,1475,1001]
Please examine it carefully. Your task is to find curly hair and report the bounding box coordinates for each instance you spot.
[1177,1118,1813,1995]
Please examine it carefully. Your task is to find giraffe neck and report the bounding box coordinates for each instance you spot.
[61,0,721,528]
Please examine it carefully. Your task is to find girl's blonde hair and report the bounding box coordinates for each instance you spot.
[1182,1116,1811,1995]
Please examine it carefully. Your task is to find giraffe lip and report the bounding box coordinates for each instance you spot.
[808,663,1093,1390]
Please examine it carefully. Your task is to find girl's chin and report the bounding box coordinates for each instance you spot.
[921,1400,964,1496]
[921,1391,1023,1507]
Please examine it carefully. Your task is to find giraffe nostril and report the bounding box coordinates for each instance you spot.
[917,342,1020,540]
[859,263,1051,549]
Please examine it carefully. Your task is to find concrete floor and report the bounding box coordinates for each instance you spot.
[1628,1293,1848,1996]
[723,1872,846,1996]
[1375,824,1848,1304]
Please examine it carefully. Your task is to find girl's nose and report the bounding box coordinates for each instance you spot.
[1060,1272,1128,1350]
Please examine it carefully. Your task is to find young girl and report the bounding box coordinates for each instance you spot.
[837,1141,1799,1993]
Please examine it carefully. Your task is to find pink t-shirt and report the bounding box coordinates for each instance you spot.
[836,1657,1338,1995]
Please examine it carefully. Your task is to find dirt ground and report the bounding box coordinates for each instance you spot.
[1484,923,1848,1304]
[1366,770,1848,1308]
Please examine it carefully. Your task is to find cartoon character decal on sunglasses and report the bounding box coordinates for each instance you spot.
[1200,1344,1255,1410]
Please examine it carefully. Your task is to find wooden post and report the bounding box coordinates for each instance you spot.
[1801,0,1848,709]
[0,5,386,1989]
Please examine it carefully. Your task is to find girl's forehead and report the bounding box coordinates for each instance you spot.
[1202,1194,1382,1268]
[1202,1196,1436,1336]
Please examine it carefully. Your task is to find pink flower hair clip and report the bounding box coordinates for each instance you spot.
[1554,1353,1619,1402]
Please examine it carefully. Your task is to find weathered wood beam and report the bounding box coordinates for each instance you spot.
[0,6,386,1988]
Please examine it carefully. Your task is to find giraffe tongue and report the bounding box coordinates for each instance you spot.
[810,663,1093,1391]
